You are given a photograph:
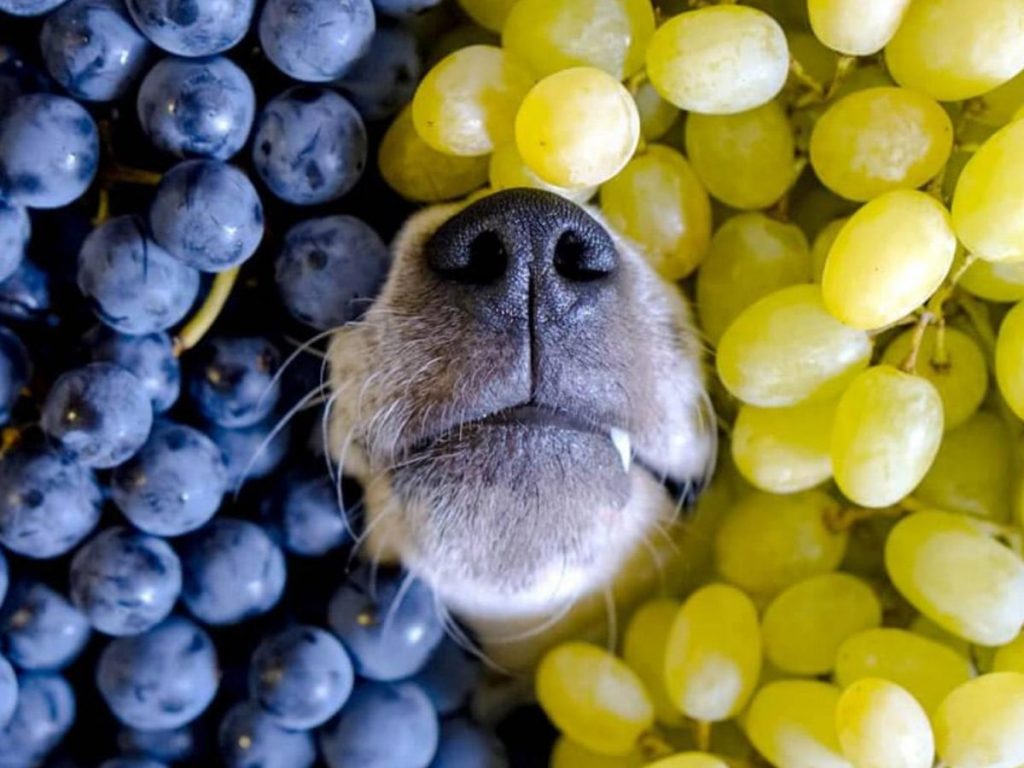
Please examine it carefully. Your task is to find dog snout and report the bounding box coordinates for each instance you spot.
[424,188,619,325]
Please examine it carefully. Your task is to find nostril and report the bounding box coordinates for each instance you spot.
[430,229,509,286]
[553,229,616,282]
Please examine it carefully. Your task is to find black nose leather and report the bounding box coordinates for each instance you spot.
[424,189,619,325]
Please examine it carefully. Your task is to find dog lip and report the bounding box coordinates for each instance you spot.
[407,404,607,454]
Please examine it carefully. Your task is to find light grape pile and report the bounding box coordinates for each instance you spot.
[400,0,1024,766]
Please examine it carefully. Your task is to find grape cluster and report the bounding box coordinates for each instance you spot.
[0,0,512,765]
[390,0,1024,766]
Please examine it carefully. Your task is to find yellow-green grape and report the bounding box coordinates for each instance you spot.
[908,614,973,660]
[622,599,684,727]
[550,738,645,768]
[696,213,811,345]
[515,67,640,189]
[536,642,654,757]
[810,88,953,202]
[952,120,1024,262]
[995,632,1024,674]
[830,63,897,102]
[834,678,935,768]
[426,25,500,70]
[788,31,838,87]
[959,257,1024,302]
[745,681,850,768]
[880,327,988,431]
[973,70,1024,128]
[811,218,848,282]
[412,46,533,157]
[645,755,729,768]
[663,583,761,722]
[996,300,1024,419]
[633,80,679,142]
[885,0,1024,102]
[646,6,788,115]
[600,145,711,281]
[489,143,595,203]
[379,107,489,202]
[716,284,872,408]
[835,628,974,717]
[831,366,944,507]
[501,0,654,80]
[714,489,847,602]
[885,510,1024,646]
[455,0,516,33]
[685,102,796,210]
[822,191,956,330]
[934,673,1024,768]
[914,411,1013,521]
[731,399,837,494]
[762,573,882,676]
[807,0,910,55]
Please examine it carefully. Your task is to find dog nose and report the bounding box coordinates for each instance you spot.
[425,188,619,324]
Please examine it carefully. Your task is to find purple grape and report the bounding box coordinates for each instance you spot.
[41,362,153,469]
[218,701,315,768]
[0,581,91,671]
[0,326,30,424]
[70,527,182,636]
[88,329,181,414]
[189,336,281,428]
[0,672,76,766]
[0,200,29,284]
[248,625,354,729]
[96,616,220,731]
[429,719,508,768]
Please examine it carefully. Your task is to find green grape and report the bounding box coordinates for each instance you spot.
[808,0,911,55]
[996,300,1024,420]
[822,190,956,330]
[885,510,1024,646]
[664,583,761,722]
[412,45,534,157]
[731,398,837,494]
[880,326,989,431]
[914,411,1013,521]
[762,573,882,676]
[549,738,645,768]
[811,218,847,282]
[831,366,944,508]
[515,67,640,189]
[745,680,850,768]
[835,628,974,717]
[600,145,711,281]
[884,0,1024,102]
[714,490,848,602]
[696,212,812,345]
[536,642,655,756]
[426,25,501,69]
[952,120,1024,262]
[622,598,684,728]
[489,142,595,203]
[994,631,1024,676]
[456,0,517,33]
[908,614,973,660]
[685,101,796,210]
[829,63,897,102]
[787,31,838,87]
[973,70,1024,128]
[934,673,1024,768]
[810,88,953,202]
[502,0,655,80]
[646,755,729,768]
[633,80,679,143]
[646,5,789,115]
[959,257,1024,302]
[716,284,873,408]
[834,678,935,768]
[379,107,489,202]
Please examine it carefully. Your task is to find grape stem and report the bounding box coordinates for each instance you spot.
[900,254,978,373]
[172,267,241,356]
[694,719,712,751]
[637,729,675,761]
[899,311,936,374]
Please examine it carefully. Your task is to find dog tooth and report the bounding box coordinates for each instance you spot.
[610,428,632,472]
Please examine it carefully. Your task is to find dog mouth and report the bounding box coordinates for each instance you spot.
[408,403,633,471]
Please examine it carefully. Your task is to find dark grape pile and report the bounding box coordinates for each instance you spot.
[0,1,535,765]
